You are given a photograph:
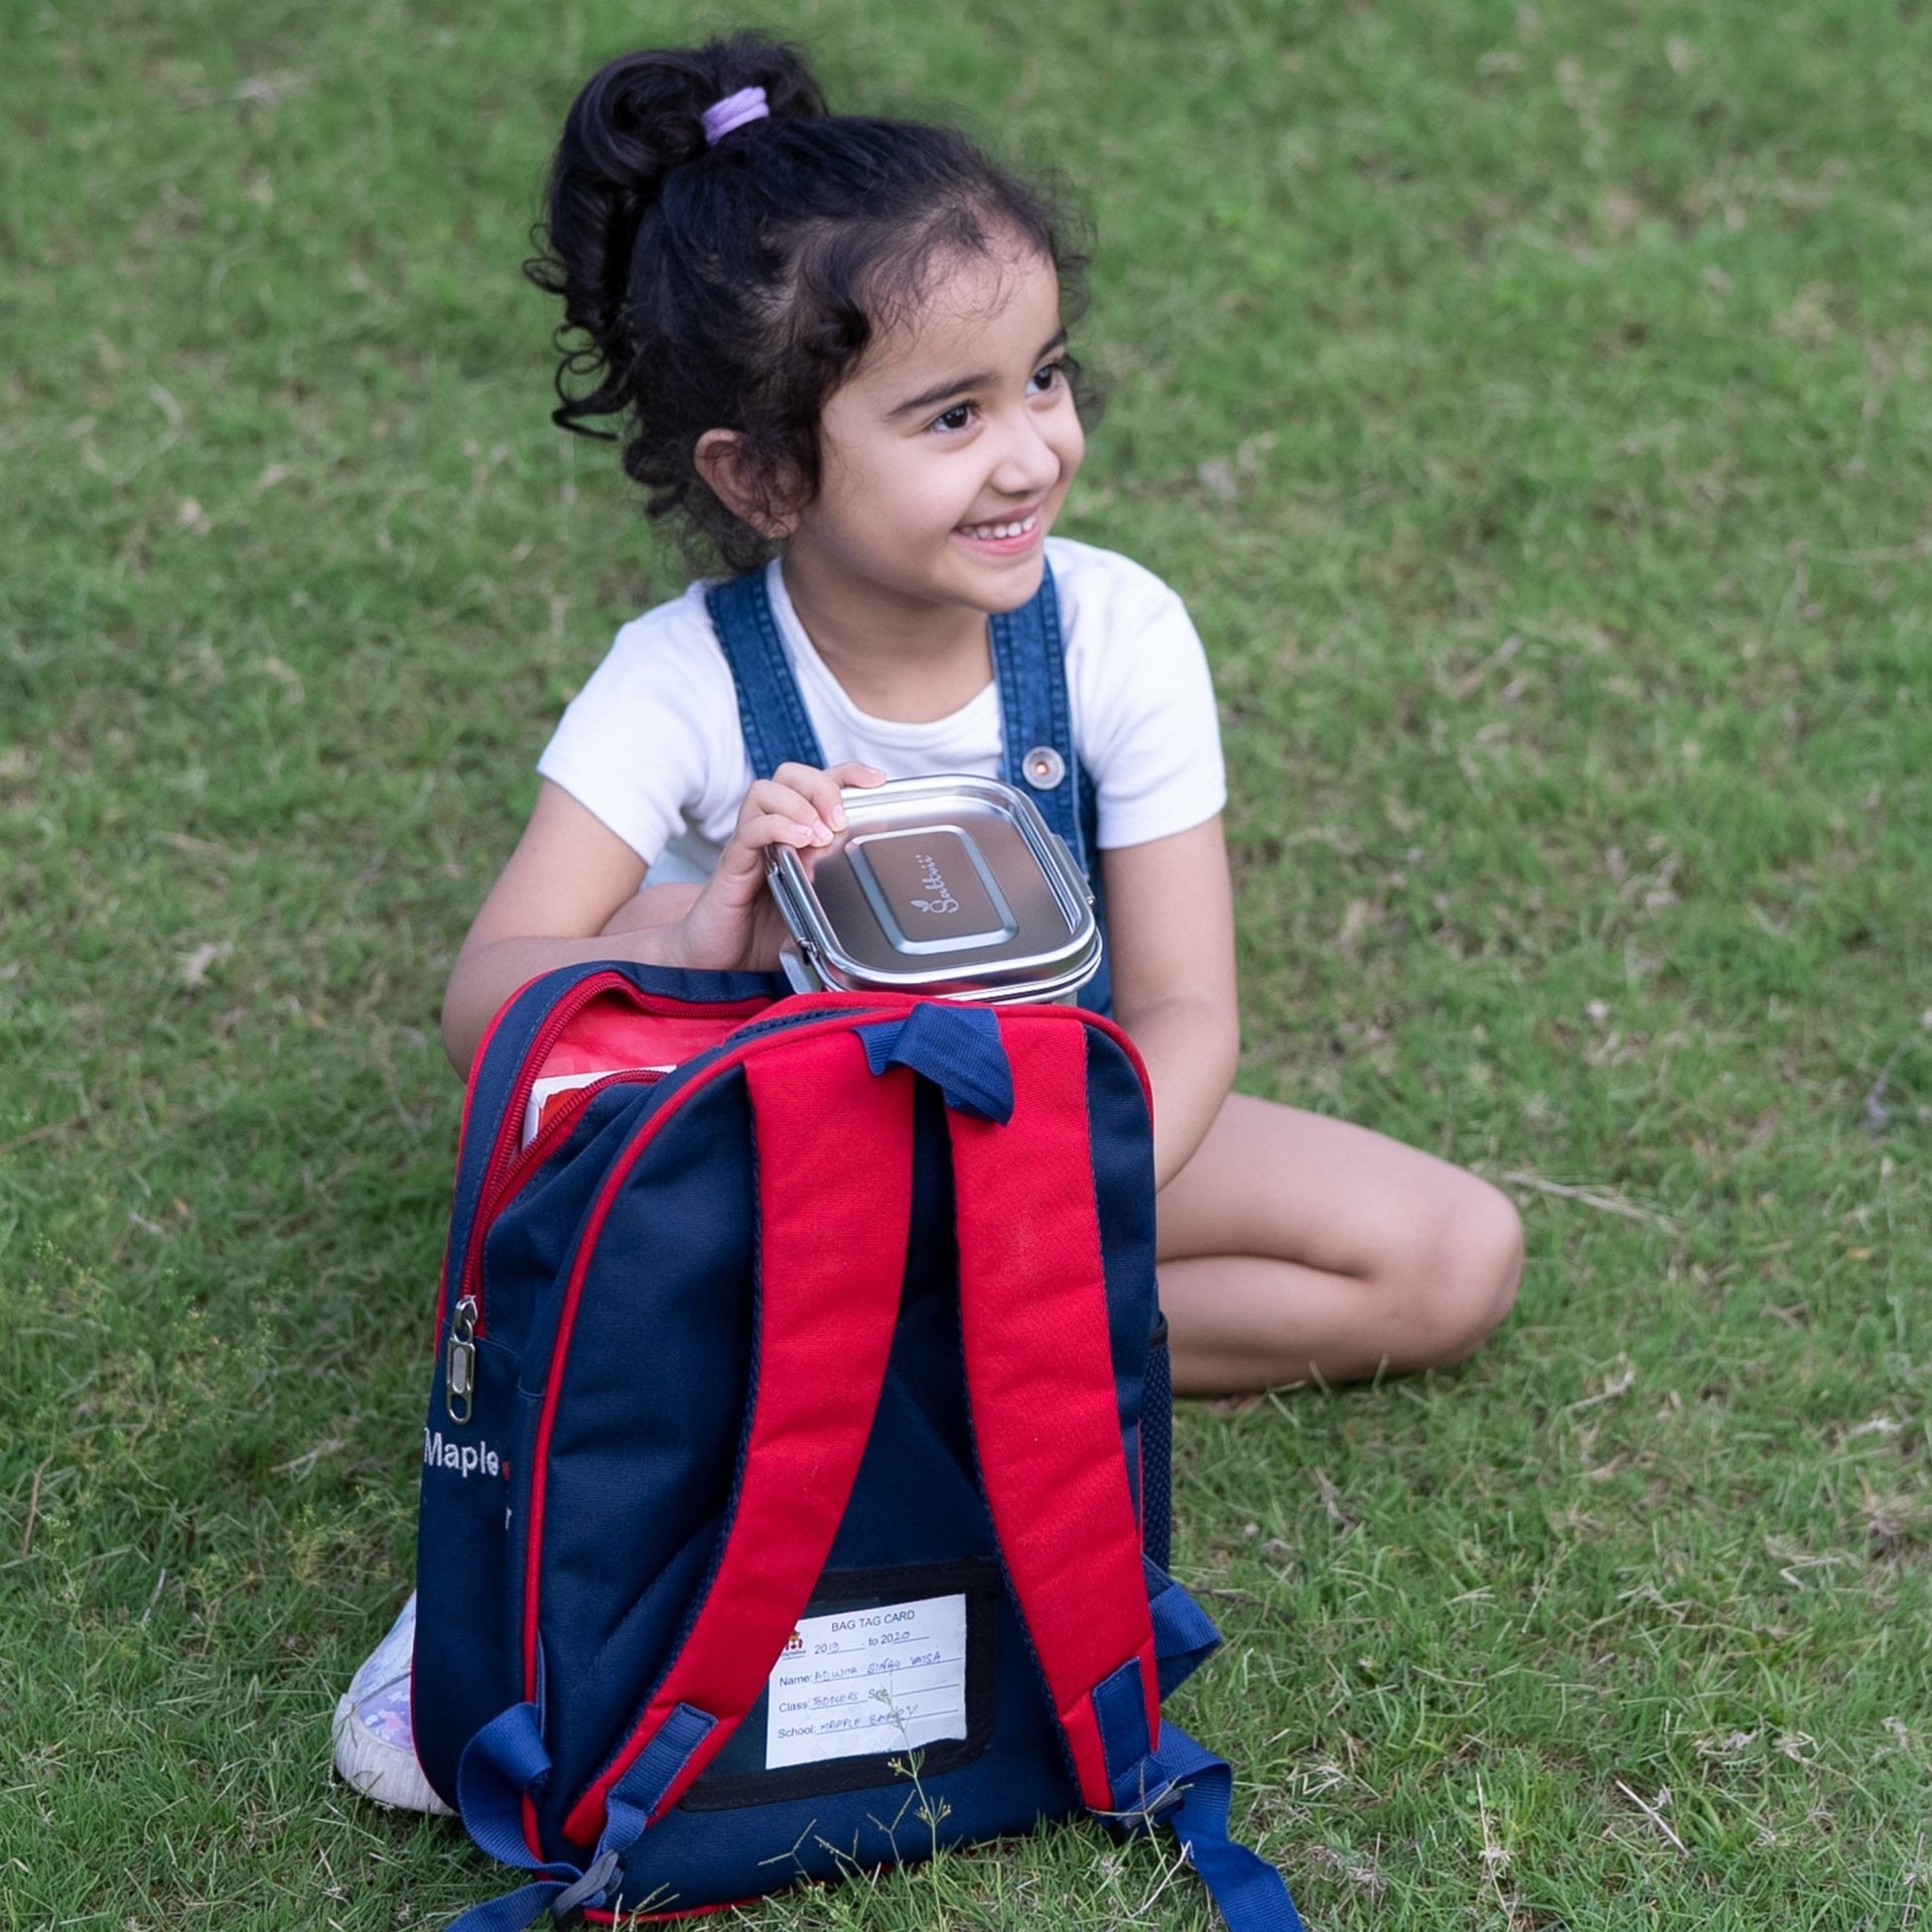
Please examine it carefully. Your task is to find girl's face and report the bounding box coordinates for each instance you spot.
[781,239,1084,632]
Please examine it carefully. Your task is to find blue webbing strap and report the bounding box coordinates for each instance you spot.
[1093,1716,1305,1932]
[858,1005,1015,1123]
[1083,1582,1301,1932]
[1145,1559,1223,1697]
[1092,1656,1154,1778]
[446,1702,717,1931]
[1142,1722,1306,1932]
[987,568,1112,1015]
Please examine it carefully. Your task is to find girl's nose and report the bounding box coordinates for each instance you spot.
[989,410,1064,496]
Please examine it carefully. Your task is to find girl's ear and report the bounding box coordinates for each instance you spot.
[694,430,800,542]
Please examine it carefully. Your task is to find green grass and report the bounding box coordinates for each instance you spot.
[3,0,1929,1925]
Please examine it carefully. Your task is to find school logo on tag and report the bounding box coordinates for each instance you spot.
[783,1627,804,1655]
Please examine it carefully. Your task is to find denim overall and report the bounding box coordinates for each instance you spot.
[704,565,1113,1014]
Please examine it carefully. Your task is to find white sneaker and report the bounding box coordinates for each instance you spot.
[332,1591,454,1816]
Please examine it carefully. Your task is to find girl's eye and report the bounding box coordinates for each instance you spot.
[931,403,975,434]
[1029,360,1065,396]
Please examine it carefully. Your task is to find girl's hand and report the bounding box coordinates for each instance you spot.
[666,760,886,972]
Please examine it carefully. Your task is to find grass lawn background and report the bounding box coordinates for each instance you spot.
[2,0,1928,1925]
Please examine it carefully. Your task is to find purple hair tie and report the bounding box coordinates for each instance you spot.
[702,85,769,147]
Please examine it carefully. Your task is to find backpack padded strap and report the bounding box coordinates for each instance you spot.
[947,1015,1159,1811]
[560,1031,915,1846]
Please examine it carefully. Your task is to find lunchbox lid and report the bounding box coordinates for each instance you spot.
[765,774,1102,998]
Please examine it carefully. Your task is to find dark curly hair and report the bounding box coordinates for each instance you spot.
[524,33,1094,576]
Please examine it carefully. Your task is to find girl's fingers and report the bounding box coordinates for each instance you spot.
[771,759,886,835]
[717,762,893,884]
[737,809,827,856]
[718,795,839,888]
[738,777,832,846]
[695,761,892,959]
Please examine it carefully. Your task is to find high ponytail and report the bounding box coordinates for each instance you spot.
[525,36,824,438]
[524,33,1092,575]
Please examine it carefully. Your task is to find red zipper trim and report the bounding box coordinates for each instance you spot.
[461,989,890,1340]
[437,970,631,1342]
[457,1066,664,1333]
[460,972,657,1338]
[446,1065,671,1341]
[500,1066,665,1196]
[438,974,773,1341]
[429,981,533,1350]
[518,998,1138,1856]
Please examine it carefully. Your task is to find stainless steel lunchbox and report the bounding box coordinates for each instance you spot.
[765,774,1102,1004]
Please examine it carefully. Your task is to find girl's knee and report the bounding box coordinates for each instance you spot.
[1392,1176,1523,1367]
[1438,1177,1523,1358]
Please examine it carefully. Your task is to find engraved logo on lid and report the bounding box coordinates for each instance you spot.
[849,827,1017,953]
[908,849,959,915]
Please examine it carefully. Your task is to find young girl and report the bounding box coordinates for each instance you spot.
[334,31,1522,1814]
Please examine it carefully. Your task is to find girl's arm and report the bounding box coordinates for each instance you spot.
[1100,814,1241,1191]
[441,764,879,1074]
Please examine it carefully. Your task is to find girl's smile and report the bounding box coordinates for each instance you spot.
[953,507,1044,554]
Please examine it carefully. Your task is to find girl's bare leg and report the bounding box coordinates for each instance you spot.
[1156,1092,1523,1396]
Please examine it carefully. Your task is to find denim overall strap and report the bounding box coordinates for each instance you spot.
[706,563,1112,1013]
[988,568,1112,1014]
[704,572,828,775]
[987,565,1085,868]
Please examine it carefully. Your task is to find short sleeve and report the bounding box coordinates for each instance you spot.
[534,588,752,864]
[1055,542,1227,850]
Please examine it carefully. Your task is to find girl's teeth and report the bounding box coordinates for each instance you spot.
[963,513,1037,540]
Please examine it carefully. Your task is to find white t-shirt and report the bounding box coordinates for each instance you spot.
[537,536,1226,884]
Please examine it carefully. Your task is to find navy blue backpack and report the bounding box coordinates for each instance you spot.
[414,964,1303,1930]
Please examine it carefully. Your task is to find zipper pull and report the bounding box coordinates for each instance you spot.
[446,1295,479,1425]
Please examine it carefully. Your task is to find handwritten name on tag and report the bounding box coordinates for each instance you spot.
[764,1592,968,1771]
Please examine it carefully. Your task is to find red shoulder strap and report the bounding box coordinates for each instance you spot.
[948,1014,1160,1811]
[561,1027,914,1846]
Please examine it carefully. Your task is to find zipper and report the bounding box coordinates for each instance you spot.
[436,970,635,1349]
[445,1294,480,1424]
[471,995,898,1308]
[457,971,642,1336]
[506,1068,666,1196]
